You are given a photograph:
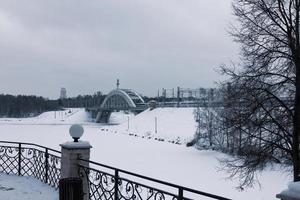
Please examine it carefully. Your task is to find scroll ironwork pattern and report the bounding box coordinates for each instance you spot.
[79,165,183,200]
[0,142,61,189]
[79,166,116,200]
[117,178,178,200]
[0,146,19,175]
[0,141,230,200]
[78,160,230,200]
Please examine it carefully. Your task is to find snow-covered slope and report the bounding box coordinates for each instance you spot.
[0,108,92,125]
[108,111,135,124]
[105,108,197,144]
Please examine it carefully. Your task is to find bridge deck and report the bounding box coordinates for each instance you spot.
[86,105,148,112]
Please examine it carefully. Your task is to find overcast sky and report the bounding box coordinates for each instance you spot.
[0,0,238,99]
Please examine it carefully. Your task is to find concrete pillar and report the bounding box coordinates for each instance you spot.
[60,141,92,200]
[95,111,102,123]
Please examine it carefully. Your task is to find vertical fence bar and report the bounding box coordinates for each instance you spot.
[18,143,21,176]
[114,170,119,200]
[45,148,49,184]
[178,187,183,200]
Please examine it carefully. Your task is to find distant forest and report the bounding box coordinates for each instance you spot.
[60,91,105,108]
[0,92,106,118]
[0,94,60,117]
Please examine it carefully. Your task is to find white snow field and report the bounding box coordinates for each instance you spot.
[108,110,135,124]
[0,173,58,200]
[106,108,197,144]
[0,108,292,200]
[0,108,93,125]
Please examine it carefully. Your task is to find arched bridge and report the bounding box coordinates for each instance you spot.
[87,89,148,123]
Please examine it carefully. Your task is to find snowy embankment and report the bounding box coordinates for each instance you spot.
[0,108,292,200]
[0,108,93,125]
[106,108,197,144]
[0,173,58,200]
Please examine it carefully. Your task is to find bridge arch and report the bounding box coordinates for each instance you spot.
[100,89,145,109]
[96,89,146,123]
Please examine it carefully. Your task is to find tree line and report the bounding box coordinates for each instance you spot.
[0,94,59,117]
[59,91,105,108]
[0,91,106,118]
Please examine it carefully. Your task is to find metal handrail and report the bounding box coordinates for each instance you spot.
[0,140,61,154]
[78,164,178,198]
[0,141,231,199]
[0,141,61,188]
[78,158,231,200]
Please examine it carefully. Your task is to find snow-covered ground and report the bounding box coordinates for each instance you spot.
[108,110,135,124]
[106,108,197,144]
[0,108,292,200]
[0,173,58,200]
[0,108,93,125]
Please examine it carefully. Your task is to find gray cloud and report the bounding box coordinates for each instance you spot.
[0,0,237,98]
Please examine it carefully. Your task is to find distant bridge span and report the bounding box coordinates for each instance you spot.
[87,89,148,123]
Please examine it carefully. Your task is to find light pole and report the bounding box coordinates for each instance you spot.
[127,116,130,131]
[155,117,157,134]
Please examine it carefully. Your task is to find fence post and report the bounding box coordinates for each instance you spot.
[60,124,92,200]
[45,148,49,184]
[178,187,183,200]
[18,143,21,176]
[114,170,119,200]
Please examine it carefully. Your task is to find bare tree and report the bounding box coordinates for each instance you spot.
[220,0,300,186]
[218,80,293,187]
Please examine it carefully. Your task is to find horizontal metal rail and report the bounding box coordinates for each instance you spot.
[79,165,178,198]
[0,140,61,154]
[79,158,231,200]
[0,141,231,199]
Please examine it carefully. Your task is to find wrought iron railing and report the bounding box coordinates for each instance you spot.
[0,141,231,199]
[78,159,231,200]
[0,141,61,188]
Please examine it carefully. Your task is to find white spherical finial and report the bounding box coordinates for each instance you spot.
[69,124,84,142]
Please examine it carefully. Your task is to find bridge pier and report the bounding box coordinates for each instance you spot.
[95,111,101,123]
[95,110,112,123]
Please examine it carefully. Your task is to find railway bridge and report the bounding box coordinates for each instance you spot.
[87,89,148,123]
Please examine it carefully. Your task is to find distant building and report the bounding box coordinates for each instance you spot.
[60,88,67,99]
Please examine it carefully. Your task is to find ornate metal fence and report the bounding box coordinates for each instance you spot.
[0,141,231,200]
[0,141,61,188]
[78,159,231,200]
